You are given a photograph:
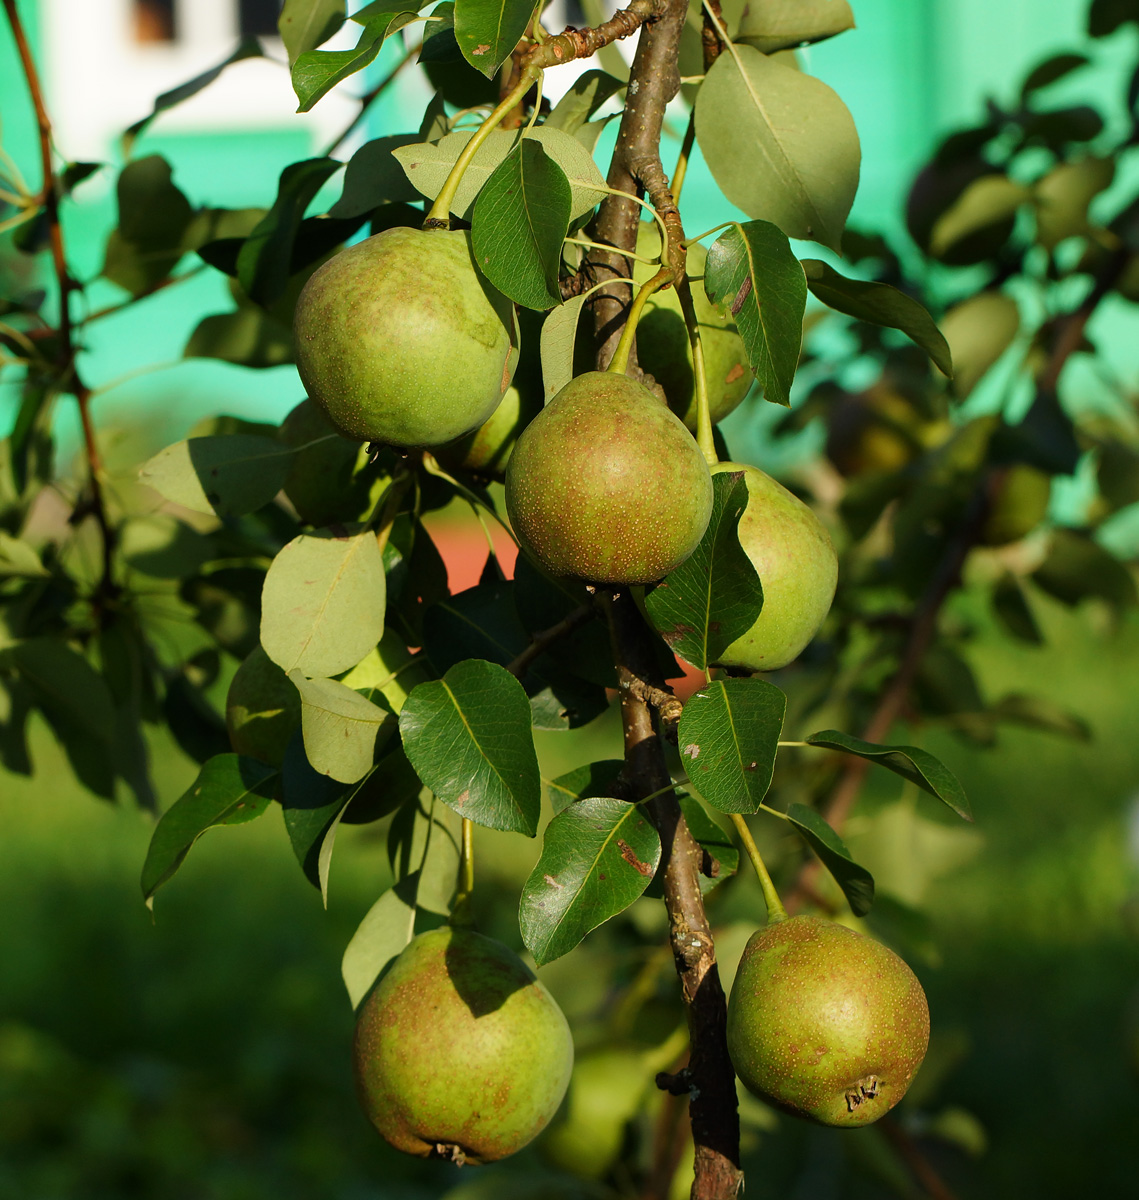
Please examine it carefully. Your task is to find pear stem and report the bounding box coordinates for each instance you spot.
[729,813,787,923]
[452,818,476,927]
[426,65,541,225]
[607,271,668,375]
[677,278,718,465]
[370,459,415,552]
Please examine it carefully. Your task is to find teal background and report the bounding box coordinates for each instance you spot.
[2,0,1132,458]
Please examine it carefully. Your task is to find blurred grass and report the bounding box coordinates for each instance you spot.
[1,588,1137,1197]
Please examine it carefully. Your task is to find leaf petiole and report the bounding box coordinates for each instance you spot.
[729,813,788,923]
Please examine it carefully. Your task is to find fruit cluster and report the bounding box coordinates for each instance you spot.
[282,224,928,1164]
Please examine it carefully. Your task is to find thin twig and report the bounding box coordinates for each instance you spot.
[880,1116,961,1200]
[3,0,116,603]
[504,602,597,678]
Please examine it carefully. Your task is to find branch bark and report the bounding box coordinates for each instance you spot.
[606,592,742,1200]
[3,0,116,604]
[586,0,690,370]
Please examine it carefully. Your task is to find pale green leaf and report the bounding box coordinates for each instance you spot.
[279,0,345,65]
[139,435,294,517]
[290,671,396,784]
[393,127,606,221]
[736,0,855,53]
[695,44,860,251]
[261,527,387,678]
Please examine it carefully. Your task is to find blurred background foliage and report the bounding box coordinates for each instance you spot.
[3,0,1139,1198]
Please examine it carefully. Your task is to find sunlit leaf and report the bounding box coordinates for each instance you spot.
[520,797,660,965]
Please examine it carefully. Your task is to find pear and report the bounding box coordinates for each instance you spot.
[727,916,929,1128]
[633,224,752,430]
[709,462,837,671]
[293,227,516,447]
[353,926,574,1164]
[505,371,713,584]
[225,645,300,767]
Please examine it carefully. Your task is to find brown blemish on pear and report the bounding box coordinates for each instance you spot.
[726,916,929,1128]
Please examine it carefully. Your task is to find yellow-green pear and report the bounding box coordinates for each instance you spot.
[294,227,516,447]
[710,462,837,671]
[353,926,574,1164]
[727,916,929,1128]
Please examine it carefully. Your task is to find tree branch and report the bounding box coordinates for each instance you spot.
[3,0,116,604]
[605,591,742,1200]
[587,0,690,371]
[504,602,597,678]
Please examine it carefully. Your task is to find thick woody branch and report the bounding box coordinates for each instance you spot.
[587,0,690,370]
[606,593,742,1200]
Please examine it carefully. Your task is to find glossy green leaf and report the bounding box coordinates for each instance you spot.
[341,796,458,1005]
[695,45,860,251]
[471,141,570,310]
[520,797,660,965]
[291,10,419,111]
[645,471,764,669]
[805,730,973,821]
[546,759,625,815]
[703,221,805,406]
[399,659,541,834]
[801,259,953,378]
[785,802,875,916]
[328,135,421,217]
[290,671,396,784]
[279,0,345,64]
[454,0,535,76]
[736,0,855,52]
[261,527,387,678]
[139,435,294,518]
[992,573,1044,645]
[140,754,277,904]
[393,127,605,221]
[678,678,787,814]
[545,69,625,134]
[102,156,195,295]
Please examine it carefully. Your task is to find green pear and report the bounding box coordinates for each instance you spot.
[710,462,837,671]
[225,645,300,766]
[633,224,751,430]
[278,398,369,526]
[506,371,713,584]
[293,227,516,447]
[353,926,574,1164]
[727,916,929,1128]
